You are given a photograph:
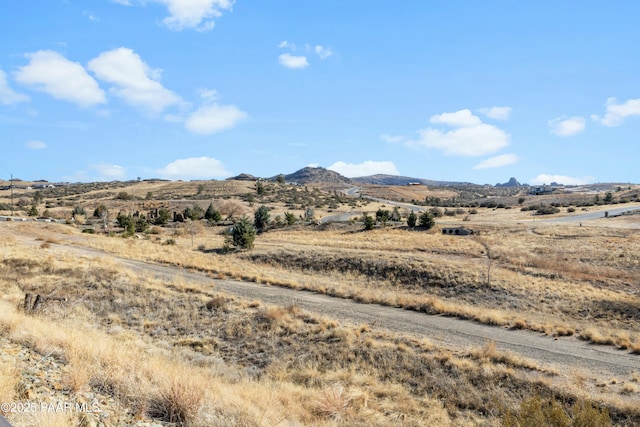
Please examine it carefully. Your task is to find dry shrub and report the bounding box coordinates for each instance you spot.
[313,384,352,421]
[205,294,227,311]
[481,340,498,359]
[629,342,640,355]
[148,374,205,425]
[512,318,527,329]
[555,326,575,337]
[579,328,616,346]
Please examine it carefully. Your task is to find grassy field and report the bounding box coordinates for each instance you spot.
[1,180,639,425]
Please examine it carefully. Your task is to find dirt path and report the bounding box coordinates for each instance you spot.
[4,229,640,388]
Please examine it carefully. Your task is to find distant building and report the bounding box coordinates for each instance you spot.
[529,185,555,195]
[407,182,422,186]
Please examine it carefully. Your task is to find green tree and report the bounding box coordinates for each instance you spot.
[145,191,154,200]
[205,203,222,222]
[418,211,435,229]
[362,213,375,230]
[152,209,171,226]
[276,174,285,184]
[135,216,149,233]
[184,204,205,221]
[27,205,38,217]
[230,215,256,249]
[254,205,270,233]
[604,192,614,204]
[117,213,135,236]
[256,181,265,196]
[407,211,417,227]
[375,208,390,225]
[284,211,297,226]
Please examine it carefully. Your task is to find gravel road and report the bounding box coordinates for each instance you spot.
[7,231,640,386]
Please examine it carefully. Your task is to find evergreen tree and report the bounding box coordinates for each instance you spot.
[231,216,256,249]
[407,211,417,227]
[254,205,270,233]
[418,211,435,229]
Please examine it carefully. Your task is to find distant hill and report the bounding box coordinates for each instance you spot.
[227,173,258,181]
[495,177,525,187]
[352,174,473,187]
[276,167,351,184]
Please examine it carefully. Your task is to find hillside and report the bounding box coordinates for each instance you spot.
[278,167,352,185]
[352,174,474,186]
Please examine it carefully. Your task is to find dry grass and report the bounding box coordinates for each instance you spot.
[2,201,640,424]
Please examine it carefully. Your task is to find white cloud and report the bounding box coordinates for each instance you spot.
[278,53,309,69]
[0,69,29,105]
[149,0,234,31]
[315,45,333,59]
[529,174,595,186]
[88,47,182,114]
[25,140,47,150]
[478,106,511,121]
[429,109,482,127]
[91,163,127,180]
[473,153,518,170]
[328,160,399,177]
[591,97,640,127]
[549,115,585,136]
[157,156,230,179]
[278,40,295,49]
[14,50,106,107]
[111,0,131,5]
[380,134,405,144]
[408,109,510,156]
[185,103,247,134]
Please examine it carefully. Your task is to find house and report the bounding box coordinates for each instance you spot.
[441,227,474,236]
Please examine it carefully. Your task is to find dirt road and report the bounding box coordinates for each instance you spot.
[8,230,638,385]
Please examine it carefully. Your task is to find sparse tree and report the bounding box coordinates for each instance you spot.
[256,181,265,196]
[276,174,286,184]
[604,192,614,204]
[27,205,38,217]
[254,205,270,233]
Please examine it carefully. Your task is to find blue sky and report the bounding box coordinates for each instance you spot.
[1,1,639,185]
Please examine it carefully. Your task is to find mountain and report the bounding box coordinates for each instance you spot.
[352,174,473,186]
[495,177,524,187]
[277,167,351,184]
[227,173,258,181]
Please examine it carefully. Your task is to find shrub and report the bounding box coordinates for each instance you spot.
[184,205,205,221]
[27,205,38,216]
[284,211,297,226]
[72,205,86,217]
[154,209,171,226]
[407,211,417,227]
[204,203,222,222]
[362,213,375,230]
[115,191,134,200]
[418,211,435,229]
[254,205,270,233]
[535,205,560,215]
[229,215,256,250]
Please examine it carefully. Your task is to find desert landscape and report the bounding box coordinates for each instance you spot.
[0,170,639,426]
